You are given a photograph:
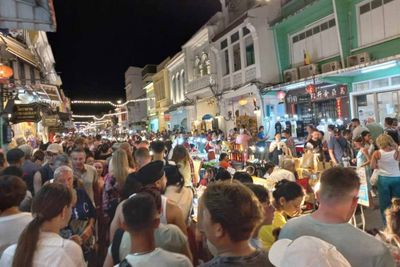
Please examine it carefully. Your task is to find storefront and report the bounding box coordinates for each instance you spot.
[351,74,400,124]
[193,97,218,132]
[285,84,350,126]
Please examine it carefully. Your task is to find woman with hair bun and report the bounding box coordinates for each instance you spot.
[258,179,305,250]
[0,183,85,267]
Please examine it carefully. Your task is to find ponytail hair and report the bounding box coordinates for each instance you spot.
[12,183,72,267]
[272,179,304,210]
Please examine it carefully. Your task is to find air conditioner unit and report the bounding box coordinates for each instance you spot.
[299,64,319,79]
[357,52,370,64]
[321,61,341,73]
[283,68,299,83]
[347,52,370,67]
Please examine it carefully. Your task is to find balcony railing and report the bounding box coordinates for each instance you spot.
[186,74,216,94]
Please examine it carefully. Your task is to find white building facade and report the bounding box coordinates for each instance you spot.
[124,66,146,130]
[213,3,281,135]
[182,13,225,132]
[165,52,194,132]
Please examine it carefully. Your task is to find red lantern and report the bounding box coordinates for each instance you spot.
[0,64,13,79]
[306,84,315,94]
[277,90,286,101]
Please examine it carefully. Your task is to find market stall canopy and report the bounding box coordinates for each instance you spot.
[0,33,39,67]
[202,114,213,120]
[0,0,56,32]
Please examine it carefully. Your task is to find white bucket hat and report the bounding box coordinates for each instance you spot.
[269,236,351,267]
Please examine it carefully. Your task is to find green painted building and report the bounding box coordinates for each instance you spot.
[265,0,400,126]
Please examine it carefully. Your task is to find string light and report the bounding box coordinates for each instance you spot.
[72,111,127,121]
[71,98,153,108]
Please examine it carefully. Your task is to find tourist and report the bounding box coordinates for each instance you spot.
[133,147,151,171]
[218,152,231,170]
[0,175,33,256]
[269,133,287,166]
[384,117,400,145]
[279,167,395,267]
[366,117,384,141]
[264,162,296,182]
[246,183,275,250]
[282,129,295,156]
[71,147,98,205]
[171,145,194,187]
[32,150,45,168]
[19,144,40,195]
[103,186,192,266]
[198,180,270,266]
[256,126,268,160]
[111,161,187,239]
[33,143,63,194]
[351,118,368,139]
[6,148,25,167]
[328,128,349,166]
[53,166,96,261]
[259,179,304,250]
[115,190,192,266]
[371,134,400,221]
[103,149,130,222]
[0,183,85,267]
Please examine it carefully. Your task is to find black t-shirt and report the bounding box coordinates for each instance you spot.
[39,163,54,185]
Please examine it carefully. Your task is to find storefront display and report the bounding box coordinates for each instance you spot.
[285,84,350,125]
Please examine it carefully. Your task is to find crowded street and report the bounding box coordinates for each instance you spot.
[2,0,400,266]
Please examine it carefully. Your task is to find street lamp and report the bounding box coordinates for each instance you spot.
[117,99,122,104]
[0,63,14,148]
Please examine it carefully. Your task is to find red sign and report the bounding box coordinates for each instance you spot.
[164,114,171,121]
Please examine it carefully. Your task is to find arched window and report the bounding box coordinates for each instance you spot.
[176,73,181,103]
[171,75,176,104]
[180,70,185,102]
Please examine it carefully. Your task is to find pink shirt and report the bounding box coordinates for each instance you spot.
[236,134,251,148]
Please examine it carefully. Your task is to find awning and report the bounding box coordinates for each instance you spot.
[262,54,400,94]
[202,114,213,120]
[34,84,62,103]
[0,34,39,67]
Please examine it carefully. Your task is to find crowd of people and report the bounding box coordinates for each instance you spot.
[0,116,400,266]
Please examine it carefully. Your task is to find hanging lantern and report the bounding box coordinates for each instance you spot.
[239,97,248,106]
[0,63,13,80]
[306,84,315,94]
[277,90,286,101]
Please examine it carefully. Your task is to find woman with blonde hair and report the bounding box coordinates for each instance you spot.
[171,145,195,187]
[371,134,400,222]
[102,149,130,223]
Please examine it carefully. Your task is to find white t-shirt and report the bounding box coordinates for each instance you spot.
[116,247,192,267]
[264,167,296,182]
[0,212,33,256]
[0,232,85,267]
[109,223,188,262]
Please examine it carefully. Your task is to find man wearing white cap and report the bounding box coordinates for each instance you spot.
[33,143,64,194]
[269,236,351,267]
[279,167,395,267]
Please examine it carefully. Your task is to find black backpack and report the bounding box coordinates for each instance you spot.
[112,228,125,265]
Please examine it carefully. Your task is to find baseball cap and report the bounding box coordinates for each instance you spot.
[46,143,63,154]
[269,236,351,267]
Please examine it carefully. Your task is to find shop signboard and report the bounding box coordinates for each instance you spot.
[12,104,40,123]
[356,167,369,207]
[42,115,59,127]
[310,85,347,102]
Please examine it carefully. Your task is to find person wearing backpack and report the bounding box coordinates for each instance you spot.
[115,191,192,267]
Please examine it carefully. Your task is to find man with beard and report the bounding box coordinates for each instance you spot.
[33,143,63,194]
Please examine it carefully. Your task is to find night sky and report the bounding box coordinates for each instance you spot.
[47,0,221,115]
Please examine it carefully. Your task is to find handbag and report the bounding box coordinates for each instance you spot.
[371,169,380,186]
